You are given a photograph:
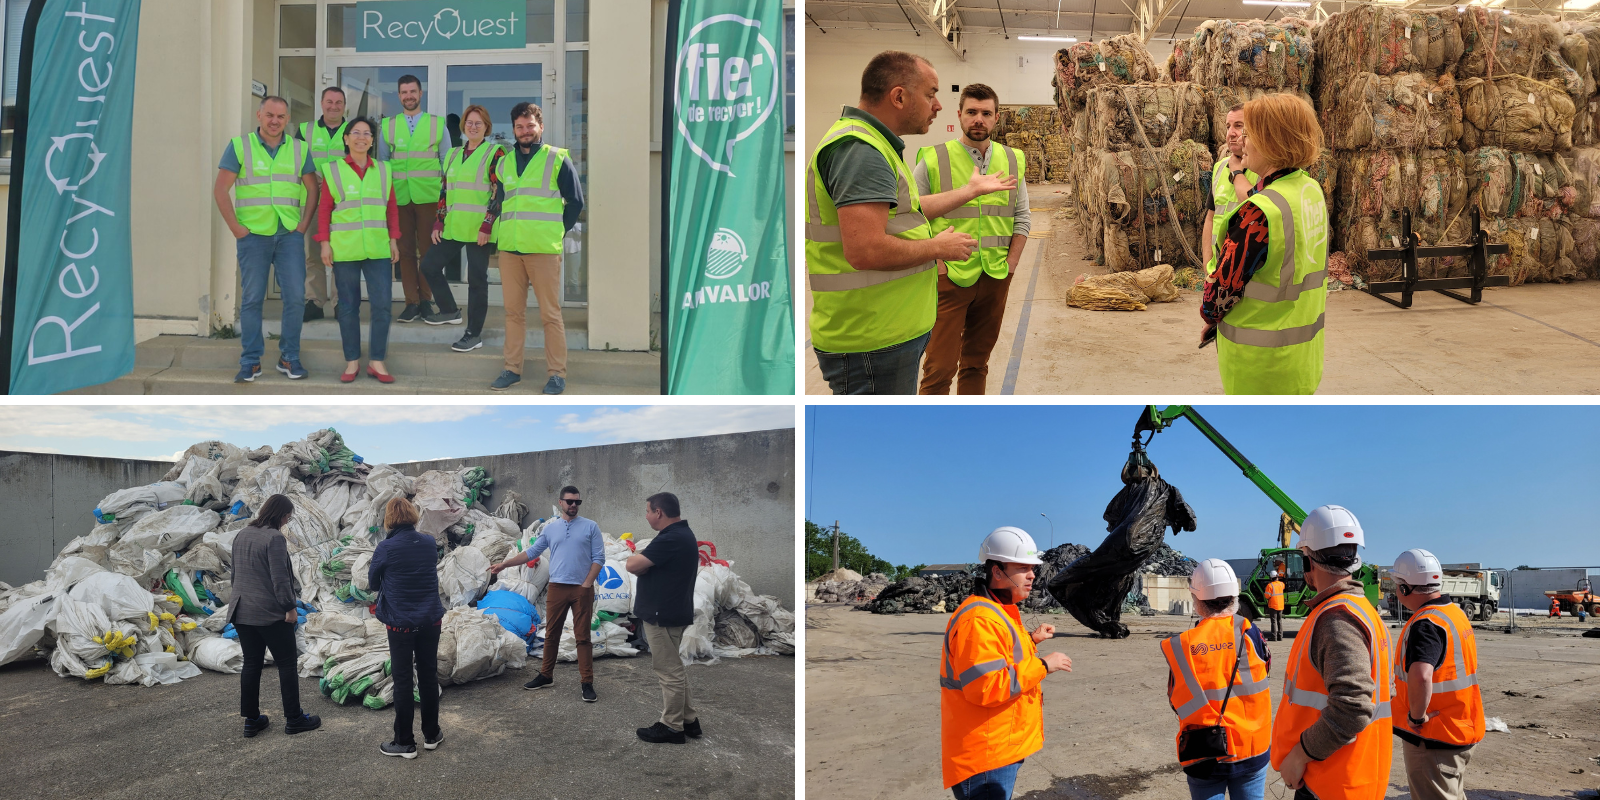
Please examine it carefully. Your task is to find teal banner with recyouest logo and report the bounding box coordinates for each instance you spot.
[664,0,795,395]
[354,0,523,52]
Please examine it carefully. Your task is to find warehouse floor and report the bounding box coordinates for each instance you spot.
[0,652,794,800]
[805,603,1600,799]
[804,184,1600,395]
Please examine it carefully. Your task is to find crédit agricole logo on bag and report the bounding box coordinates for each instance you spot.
[676,13,779,311]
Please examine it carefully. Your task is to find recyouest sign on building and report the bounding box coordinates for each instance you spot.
[353,0,524,51]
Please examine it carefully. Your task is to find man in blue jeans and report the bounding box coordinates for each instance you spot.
[213,96,318,383]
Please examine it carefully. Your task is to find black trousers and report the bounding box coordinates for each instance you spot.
[387,624,442,746]
[1269,610,1284,640]
[237,620,302,719]
[418,238,492,336]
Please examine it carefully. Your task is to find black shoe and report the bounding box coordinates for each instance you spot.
[683,718,702,738]
[303,301,324,321]
[243,715,270,738]
[490,370,522,391]
[397,303,422,323]
[451,333,483,352]
[523,673,553,691]
[423,731,444,751]
[582,683,597,702]
[380,741,418,759]
[285,713,321,735]
[636,722,686,744]
[424,309,462,325]
[417,300,437,319]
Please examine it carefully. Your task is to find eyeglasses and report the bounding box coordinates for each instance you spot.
[562,498,582,506]
[346,131,373,138]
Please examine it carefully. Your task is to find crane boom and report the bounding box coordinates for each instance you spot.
[1134,405,1308,529]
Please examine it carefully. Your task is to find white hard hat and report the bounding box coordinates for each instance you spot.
[1392,548,1443,588]
[1190,558,1240,601]
[979,526,1044,565]
[1298,505,1364,551]
[1269,570,1279,579]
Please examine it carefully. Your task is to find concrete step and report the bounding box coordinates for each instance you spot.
[67,335,660,395]
[262,298,591,350]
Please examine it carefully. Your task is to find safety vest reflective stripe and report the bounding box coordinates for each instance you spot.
[1282,598,1394,721]
[940,597,1023,697]
[328,220,388,231]
[804,124,932,253]
[1220,313,1326,348]
[321,159,391,261]
[1399,608,1478,692]
[810,262,936,292]
[1167,616,1270,719]
[1240,189,1327,304]
[299,120,352,167]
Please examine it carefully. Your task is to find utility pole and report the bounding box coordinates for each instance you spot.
[832,520,840,574]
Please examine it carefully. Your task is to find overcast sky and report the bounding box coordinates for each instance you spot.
[0,404,795,464]
[807,405,1600,572]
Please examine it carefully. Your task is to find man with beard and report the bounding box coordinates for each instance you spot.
[486,102,584,393]
[379,74,446,323]
[913,83,1027,395]
[805,51,988,395]
[1201,104,1258,275]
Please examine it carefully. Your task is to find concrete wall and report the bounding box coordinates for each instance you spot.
[0,452,173,588]
[1502,568,1590,611]
[395,429,796,606]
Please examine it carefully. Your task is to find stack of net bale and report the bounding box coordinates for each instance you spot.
[1083,81,1212,272]
[1173,17,1334,269]
[1455,8,1584,283]
[1564,23,1600,277]
[1005,106,1059,184]
[1054,34,1161,265]
[1314,6,1472,286]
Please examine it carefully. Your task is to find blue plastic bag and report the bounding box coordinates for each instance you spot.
[478,590,539,642]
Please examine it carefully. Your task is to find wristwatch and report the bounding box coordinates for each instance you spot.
[1408,715,1427,727]
[1230,169,1248,179]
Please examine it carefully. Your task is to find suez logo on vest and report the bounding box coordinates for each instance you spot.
[28,4,122,367]
[1188,640,1238,657]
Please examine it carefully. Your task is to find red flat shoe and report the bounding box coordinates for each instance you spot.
[367,365,395,384]
[340,367,358,383]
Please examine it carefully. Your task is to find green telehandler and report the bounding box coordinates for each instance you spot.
[1133,405,1382,621]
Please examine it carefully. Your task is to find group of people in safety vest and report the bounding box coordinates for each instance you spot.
[806,51,1331,395]
[213,78,582,393]
[940,507,1484,800]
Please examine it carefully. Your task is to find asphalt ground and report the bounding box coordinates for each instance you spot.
[0,650,794,800]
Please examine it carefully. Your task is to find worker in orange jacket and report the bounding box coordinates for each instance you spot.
[1264,571,1286,642]
[940,526,1072,799]
[1271,505,1393,800]
[1550,597,1561,618]
[1163,558,1273,800]
[1391,549,1483,800]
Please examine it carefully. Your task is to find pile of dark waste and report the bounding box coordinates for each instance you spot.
[1021,542,1092,612]
[1047,463,1197,639]
[1142,541,1199,576]
[864,574,972,614]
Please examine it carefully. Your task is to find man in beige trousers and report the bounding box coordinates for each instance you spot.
[489,102,584,394]
[627,492,702,744]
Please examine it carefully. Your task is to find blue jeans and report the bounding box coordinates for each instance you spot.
[814,331,930,395]
[950,760,1022,800]
[333,258,394,361]
[236,230,305,368]
[1186,760,1268,800]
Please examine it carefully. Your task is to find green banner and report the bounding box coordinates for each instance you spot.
[665,0,794,395]
[353,0,523,52]
[4,0,141,394]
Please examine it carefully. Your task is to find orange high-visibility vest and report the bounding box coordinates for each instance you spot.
[1271,592,1394,800]
[1161,614,1272,766]
[1266,580,1286,612]
[1393,602,1484,747]
[940,594,1047,788]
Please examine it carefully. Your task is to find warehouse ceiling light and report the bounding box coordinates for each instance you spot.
[1562,0,1599,8]
[1018,34,1078,40]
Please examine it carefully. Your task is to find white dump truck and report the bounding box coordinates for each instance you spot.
[1380,566,1501,621]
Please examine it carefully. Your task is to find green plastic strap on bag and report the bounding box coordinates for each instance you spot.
[320,559,348,579]
[363,693,387,709]
[332,684,350,704]
[319,677,333,696]
[349,675,376,696]
[383,658,392,676]
[164,570,205,615]
[461,466,492,507]
[592,610,620,630]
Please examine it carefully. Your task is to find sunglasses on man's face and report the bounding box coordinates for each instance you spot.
[562,498,582,506]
